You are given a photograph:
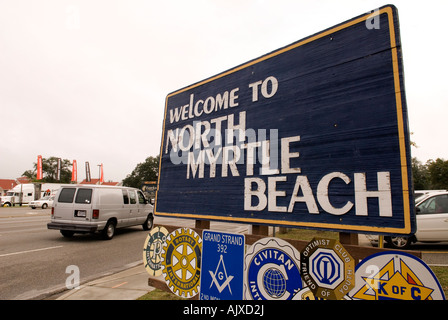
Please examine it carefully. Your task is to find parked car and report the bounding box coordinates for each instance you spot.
[414,190,446,203]
[29,196,54,209]
[47,185,154,240]
[385,191,448,249]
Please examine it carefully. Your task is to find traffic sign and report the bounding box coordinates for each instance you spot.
[155,5,415,235]
[200,230,245,300]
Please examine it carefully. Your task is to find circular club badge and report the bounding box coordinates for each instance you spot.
[348,251,445,300]
[301,238,355,300]
[244,237,303,300]
[161,228,202,298]
[143,226,168,276]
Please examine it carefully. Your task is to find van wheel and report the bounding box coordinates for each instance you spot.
[142,215,154,231]
[102,220,116,240]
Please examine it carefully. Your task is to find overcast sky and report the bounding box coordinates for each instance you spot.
[1,0,446,182]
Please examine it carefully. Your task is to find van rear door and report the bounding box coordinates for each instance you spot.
[73,188,93,220]
[53,187,93,221]
[53,187,77,220]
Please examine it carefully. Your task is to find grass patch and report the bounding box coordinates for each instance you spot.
[137,288,187,300]
[430,266,448,298]
[276,228,339,241]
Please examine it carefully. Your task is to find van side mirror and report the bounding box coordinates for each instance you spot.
[150,198,155,205]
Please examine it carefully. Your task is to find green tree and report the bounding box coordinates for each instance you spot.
[412,157,430,190]
[122,156,159,188]
[22,157,72,183]
[426,158,448,189]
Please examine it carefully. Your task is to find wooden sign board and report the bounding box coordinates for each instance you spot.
[156,5,415,235]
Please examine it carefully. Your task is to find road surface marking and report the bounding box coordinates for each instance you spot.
[0,245,63,258]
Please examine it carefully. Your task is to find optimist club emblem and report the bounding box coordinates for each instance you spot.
[143,226,168,276]
[244,237,303,300]
[301,238,355,300]
[349,251,445,300]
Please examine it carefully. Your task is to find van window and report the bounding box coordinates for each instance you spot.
[138,191,146,204]
[122,189,129,204]
[129,190,136,204]
[75,189,93,204]
[58,188,76,203]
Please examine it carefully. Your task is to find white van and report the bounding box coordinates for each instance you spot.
[47,185,154,240]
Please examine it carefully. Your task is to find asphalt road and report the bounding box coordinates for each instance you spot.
[0,207,151,299]
[0,206,248,300]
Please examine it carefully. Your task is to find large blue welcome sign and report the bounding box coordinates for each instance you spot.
[156,5,415,235]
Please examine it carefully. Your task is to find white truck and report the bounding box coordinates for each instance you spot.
[0,183,67,207]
